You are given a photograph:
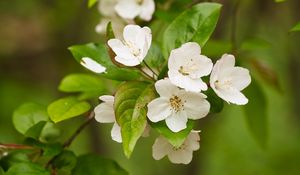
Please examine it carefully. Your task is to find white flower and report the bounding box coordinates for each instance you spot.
[147,79,210,132]
[152,131,200,164]
[80,57,106,73]
[98,0,118,17]
[94,95,122,143]
[115,0,155,21]
[107,24,152,66]
[210,54,251,105]
[168,42,213,92]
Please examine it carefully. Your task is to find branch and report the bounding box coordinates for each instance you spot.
[0,144,34,150]
[63,111,95,148]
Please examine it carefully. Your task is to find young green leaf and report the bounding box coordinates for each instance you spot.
[243,79,268,148]
[48,97,91,123]
[162,2,222,58]
[59,74,106,100]
[114,82,156,158]
[290,22,300,32]
[88,0,98,8]
[69,43,142,81]
[13,103,49,136]
[72,154,128,175]
[6,162,50,175]
[25,121,47,139]
[106,22,115,40]
[39,122,61,143]
[150,120,194,148]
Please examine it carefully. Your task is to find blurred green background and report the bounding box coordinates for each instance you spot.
[0,0,300,174]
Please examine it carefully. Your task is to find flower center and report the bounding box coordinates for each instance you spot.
[178,66,190,76]
[178,59,199,76]
[172,143,187,151]
[136,0,143,5]
[169,95,184,113]
[124,40,141,57]
[215,79,232,89]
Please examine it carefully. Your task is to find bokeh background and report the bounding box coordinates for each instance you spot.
[0,0,300,174]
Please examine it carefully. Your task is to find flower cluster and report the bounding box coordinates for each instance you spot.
[83,24,251,164]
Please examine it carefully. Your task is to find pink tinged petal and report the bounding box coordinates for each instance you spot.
[166,112,188,132]
[168,72,207,92]
[139,0,155,21]
[183,92,210,120]
[111,122,122,143]
[94,103,115,123]
[147,98,172,122]
[115,0,140,20]
[152,136,173,160]
[215,87,249,105]
[154,79,179,97]
[168,148,193,164]
[80,57,106,73]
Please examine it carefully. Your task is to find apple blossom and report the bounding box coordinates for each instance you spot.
[152,131,200,164]
[94,95,122,143]
[210,54,251,105]
[168,42,213,92]
[80,57,106,74]
[107,24,152,66]
[147,79,210,132]
[115,0,155,21]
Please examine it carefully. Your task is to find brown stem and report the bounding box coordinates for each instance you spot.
[63,111,95,148]
[0,144,34,150]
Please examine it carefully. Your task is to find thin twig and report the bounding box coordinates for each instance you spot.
[137,67,156,81]
[63,111,95,148]
[0,144,34,150]
[143,61,158,78]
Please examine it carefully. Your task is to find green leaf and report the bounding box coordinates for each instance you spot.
[290,22,300,32]
[25,121,47,139]
[48,97,91,123]
[106,22,115,40]
[114,82,156,158]
[88,0,98,8]
[243,79,268,148]
[150,120,194,148]
[72,154,128,175]
[162,2,222,58]
[53,150,77,174]
[69,43,142,81]
[204,88,224,113]
[144,43,165,69]
[13,103,49,135]
[40,122,61,143]
[6,162,50,175]
[0,151,31,171]
[59,74,106,100]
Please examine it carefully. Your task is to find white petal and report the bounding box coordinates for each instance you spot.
[139,0,155,21]
[189,55,213,78]
[223,67,251,91]
[107,39,140,66]
[147,98,172,122]
[168,72,207,92]
[168,42,201,71]
[123,25,142,45]
[152,136,173,160]
[214,87,249,105]
[111,122,122,143]
[168,149,193,164]
[115,0,140,20]
[99,95,114,104]
[80,57,106,73]
[166,112,188,132]
[95,19,109,34]
[183,92,210,120]
[218,54,235,70]
[185,131,200,151]
[94,103,115,123]
[154,79,179,97]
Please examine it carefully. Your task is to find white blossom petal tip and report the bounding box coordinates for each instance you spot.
[152,131,200,164]
[147,79,210,132]
[80,57,106,73]
[210,54,251,105]
[168,42,213,92]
